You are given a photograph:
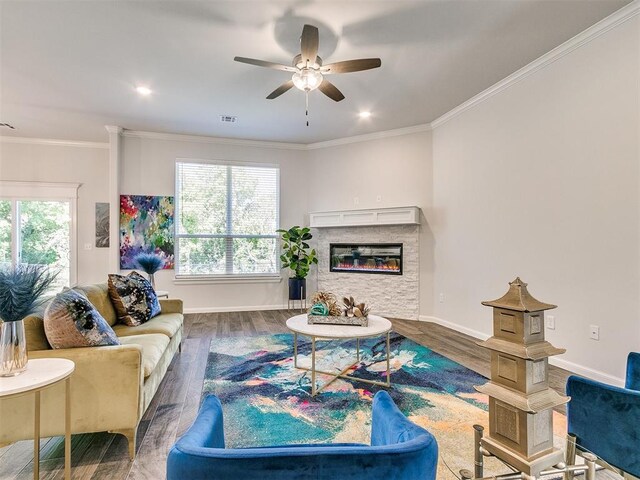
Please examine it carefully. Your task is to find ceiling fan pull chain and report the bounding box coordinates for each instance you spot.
[305,91,310,127]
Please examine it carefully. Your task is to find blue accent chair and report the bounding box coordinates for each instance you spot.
[566,352,640,478]
[167,391,438,480]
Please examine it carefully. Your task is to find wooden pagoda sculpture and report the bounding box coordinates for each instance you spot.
[475,277,569,476]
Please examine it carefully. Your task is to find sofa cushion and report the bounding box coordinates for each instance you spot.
[44,290,120,349]
[108,272,160,327]
[113,313,182,339]
[24,314,51,351]
[119,333,170,378]
[74,283,118,326]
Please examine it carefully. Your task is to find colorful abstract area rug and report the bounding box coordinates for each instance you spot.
[203,333,567,479]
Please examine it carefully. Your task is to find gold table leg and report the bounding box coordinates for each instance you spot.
[293,332,298,368]
[34,391,40,480]
[65,378,71,480]
[296,333,392,396]
[386,332,391,386]
[311,337,316,397]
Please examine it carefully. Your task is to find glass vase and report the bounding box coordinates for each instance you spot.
[0,319,28,376]
[148,273,156,290]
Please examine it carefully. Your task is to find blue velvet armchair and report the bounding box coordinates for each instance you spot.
[566,352,640,478]
[167,391,438,480]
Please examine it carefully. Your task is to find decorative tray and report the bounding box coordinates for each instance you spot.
[307,315,369,327]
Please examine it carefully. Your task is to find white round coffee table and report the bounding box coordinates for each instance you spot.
[0,358,75,480]
[286,314,393,396]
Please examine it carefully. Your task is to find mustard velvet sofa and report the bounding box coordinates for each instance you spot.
[0,283,183,459]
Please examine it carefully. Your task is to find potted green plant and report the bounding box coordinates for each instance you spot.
[277,226,318,301]
[0,264,58,376]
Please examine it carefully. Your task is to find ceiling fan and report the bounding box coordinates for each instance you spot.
[234,24,381,123]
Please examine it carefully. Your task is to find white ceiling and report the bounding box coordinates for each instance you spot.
[0,0,630,144]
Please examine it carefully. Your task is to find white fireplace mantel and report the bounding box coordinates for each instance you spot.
[309,206,420,228]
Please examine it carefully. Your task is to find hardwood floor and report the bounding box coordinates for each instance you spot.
[0,311,576,479]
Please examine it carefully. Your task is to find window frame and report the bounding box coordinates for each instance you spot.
[0,180,80,286]
[174,158,281,281]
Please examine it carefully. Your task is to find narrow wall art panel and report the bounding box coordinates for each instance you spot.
[95,202,110,248]
[119,195,175,269]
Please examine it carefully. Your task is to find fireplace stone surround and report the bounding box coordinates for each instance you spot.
[313,222,419,320]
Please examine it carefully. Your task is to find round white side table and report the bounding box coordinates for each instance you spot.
[0,358,75,479]
[286,314,393,396]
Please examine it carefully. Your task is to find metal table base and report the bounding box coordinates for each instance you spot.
[293,331,391,396]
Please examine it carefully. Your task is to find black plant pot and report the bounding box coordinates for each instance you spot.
[288,278,306,300]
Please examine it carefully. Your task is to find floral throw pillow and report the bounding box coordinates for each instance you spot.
[108,271,161,326]
[44,290,120,349]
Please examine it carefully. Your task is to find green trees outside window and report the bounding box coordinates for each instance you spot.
[176,161,279,276]
[0,199,70,290]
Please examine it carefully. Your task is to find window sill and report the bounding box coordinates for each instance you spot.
[173,275,282,285]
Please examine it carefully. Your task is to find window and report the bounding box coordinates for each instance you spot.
[175,160,279,277]
[0,181,79,290]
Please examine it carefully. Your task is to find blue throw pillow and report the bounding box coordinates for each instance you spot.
[44,289,120,349]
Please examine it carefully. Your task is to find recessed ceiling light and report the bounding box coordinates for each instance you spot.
[359,111,372,119]
[135,86,152,96]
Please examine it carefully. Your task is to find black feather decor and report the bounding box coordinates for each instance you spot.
[134,253,164,275]
[0,264,58,322]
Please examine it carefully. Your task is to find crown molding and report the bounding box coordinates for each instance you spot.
[0,136,109,149]
[431,0,640,129]
[306,123,431,150]
[122,124,432,151]
[122,129,308,151]
[104,125,123,134]
[0,126,431,153]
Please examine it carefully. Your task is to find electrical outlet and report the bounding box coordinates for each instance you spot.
[545,315,555,330]
[353,196,359,205]
[376,195,382,202]
[84,243,92,251]
[439,293,445,303]
[589,325,600,341]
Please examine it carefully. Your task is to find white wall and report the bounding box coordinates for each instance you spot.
[0,142,111,284]
[306,130,434,315]
[431,16,640,382]
[120,135,309,311]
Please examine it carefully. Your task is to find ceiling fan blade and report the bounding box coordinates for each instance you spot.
[234,56,296,72]
[300,24,319,66]
[318,79,345,102]
[321,58,382,74]
[266,80,295,99]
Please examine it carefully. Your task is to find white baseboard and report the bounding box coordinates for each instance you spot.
[418,315,490,341]
[184,304,289,314]
[417,315,625,386]
[548,357,624,387]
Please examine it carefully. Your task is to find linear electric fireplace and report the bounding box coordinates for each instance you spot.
[330,243,402,275]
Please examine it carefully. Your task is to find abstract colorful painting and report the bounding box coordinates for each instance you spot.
[119,195,174,269]
[203,333,568,478]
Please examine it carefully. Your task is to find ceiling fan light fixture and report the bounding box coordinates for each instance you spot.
[292,68,323,92]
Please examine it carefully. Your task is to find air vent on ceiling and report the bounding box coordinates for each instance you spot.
[219,115,238,124]
[0,123,15,129]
